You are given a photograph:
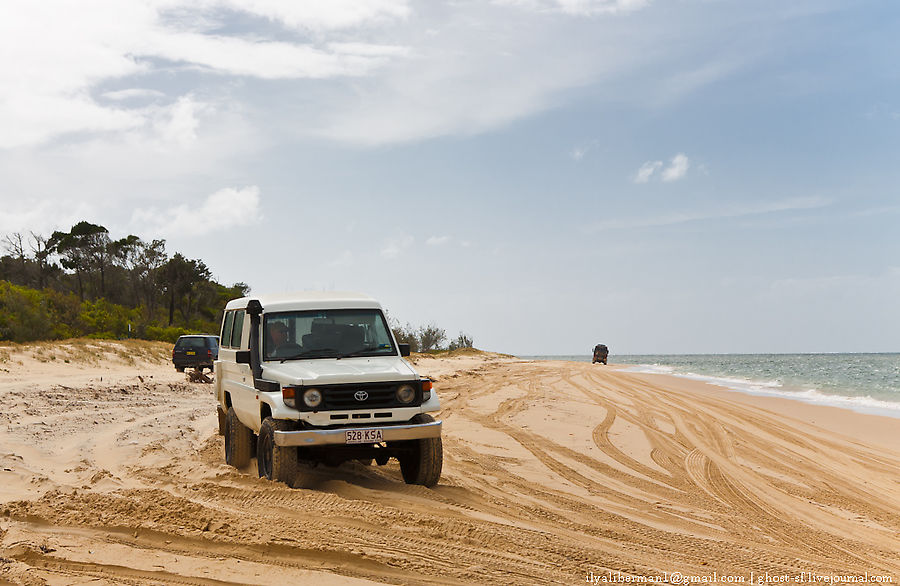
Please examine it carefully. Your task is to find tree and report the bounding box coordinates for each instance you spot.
[1,222,248,341]
[48,221,111,301]
[1,233,27,284]
[448,332,474,351]
[135,239,168,320]
[161,253,210,325]
[28,231,55,290]
[386,312,420,353]
[111,235,167,312]
[418,323,447,352]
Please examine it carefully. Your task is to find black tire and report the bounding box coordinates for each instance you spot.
[217,407,227,436]
[398,414,442,487]
[224,407,253,468]
[257,417,298,486]
[176,366,185,372]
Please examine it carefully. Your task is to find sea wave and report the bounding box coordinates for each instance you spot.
[623,366,900,418]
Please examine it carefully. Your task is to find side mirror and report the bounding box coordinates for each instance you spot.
[235,350,251,364]
[398,343,411,357]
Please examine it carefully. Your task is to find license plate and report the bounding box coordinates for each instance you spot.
[186,351,196,355]
[345,429,383,444]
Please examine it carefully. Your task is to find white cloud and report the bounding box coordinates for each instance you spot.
[661,153,690,182]
[215,0,411,32]
[585,196,832,232]
[0,0,749,151]
[303,2,661,145]
[131,185,262,237]
[380,235,414,259]
[0,1,410,149]
[144,32,406,80]
[634,160,662,183]
[569,140,598,162]
[153,95,208,147]
[633,153,690,183]
[0,94,146,150]
[101,88,167,101]
[426,235,450,246]
[496,0,649,16]
[0,200,99,239]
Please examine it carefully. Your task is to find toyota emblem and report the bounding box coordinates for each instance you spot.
[354,390,369,402]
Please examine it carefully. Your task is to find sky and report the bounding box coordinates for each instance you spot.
[1,0,899,355]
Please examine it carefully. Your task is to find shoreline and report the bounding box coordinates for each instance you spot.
[617,368,900,452]
[521,358,900,451]
[519,354,900,421]
[623,365,900,421]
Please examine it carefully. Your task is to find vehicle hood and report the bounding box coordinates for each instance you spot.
[261,356,418,386]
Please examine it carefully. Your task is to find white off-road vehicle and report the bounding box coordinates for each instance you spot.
[214,292,442,487]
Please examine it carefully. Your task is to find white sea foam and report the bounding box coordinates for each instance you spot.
[621,364,675,375]
[623,365,900,418]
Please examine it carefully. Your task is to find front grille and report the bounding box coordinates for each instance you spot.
[299,381,420,412]
[325,384,400,410]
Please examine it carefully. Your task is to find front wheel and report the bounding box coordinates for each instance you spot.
[397,414,442,487]
[257,417,298,486]
[216,407,227,436]
[224,407,253,468]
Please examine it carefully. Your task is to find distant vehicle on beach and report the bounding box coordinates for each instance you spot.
[172,334,219,372]
[592,344,608,365]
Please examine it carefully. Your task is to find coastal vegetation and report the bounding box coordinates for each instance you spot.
[0,221,249,343]
[0,222,474,350]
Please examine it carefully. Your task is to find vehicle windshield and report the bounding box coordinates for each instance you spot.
[263,309,396,360]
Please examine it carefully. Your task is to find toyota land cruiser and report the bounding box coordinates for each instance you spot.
[214,292,442,487]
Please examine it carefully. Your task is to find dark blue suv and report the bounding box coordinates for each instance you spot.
[172,335,219,372]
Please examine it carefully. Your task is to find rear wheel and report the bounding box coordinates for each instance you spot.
[257,417,298,486]
[224,407,253,468]
[397,414,442,487]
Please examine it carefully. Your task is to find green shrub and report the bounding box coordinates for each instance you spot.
[80,298,139,339]
[0,281,56,342]
[144,325,191,343]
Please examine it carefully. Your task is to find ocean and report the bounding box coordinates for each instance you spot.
[521,353,900,419]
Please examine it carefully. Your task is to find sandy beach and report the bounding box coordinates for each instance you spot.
[1,341,898,585]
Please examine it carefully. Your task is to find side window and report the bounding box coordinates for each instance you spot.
[231,310,245,349]
[221,312,234,348]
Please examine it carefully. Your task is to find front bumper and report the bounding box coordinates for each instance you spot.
[274,420,442,447]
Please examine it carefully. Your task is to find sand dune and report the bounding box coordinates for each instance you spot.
[1,342,898,584]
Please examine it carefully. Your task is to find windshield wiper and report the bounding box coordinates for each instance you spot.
[341,345,390,358]
[279,348,340,362]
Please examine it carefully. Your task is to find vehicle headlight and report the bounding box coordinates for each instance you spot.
[421,379,432,402]
[396,384,415,404]
[303,388,323,408]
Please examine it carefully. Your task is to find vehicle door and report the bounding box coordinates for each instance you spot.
[218,309,257,429]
